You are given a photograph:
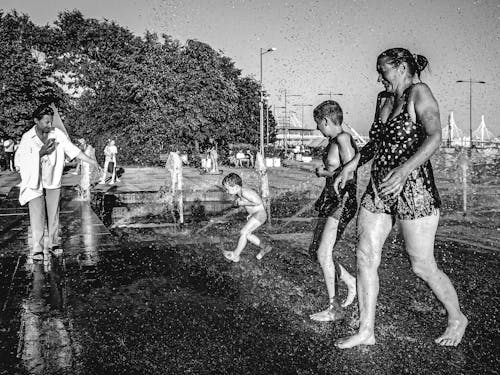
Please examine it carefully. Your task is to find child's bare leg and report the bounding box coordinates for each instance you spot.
[223,217,261,262]
[310,217,344,322]
[338,264,356,307]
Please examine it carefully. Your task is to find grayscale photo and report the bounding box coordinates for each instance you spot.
[0,0,498,374]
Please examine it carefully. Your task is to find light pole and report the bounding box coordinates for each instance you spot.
[283,90,301,154]
[260,47,276,156]
[318,92,343,100]
[456,78,486,149]
[263,96,271,146]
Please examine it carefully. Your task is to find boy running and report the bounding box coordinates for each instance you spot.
[222,173,272,262]
[310,100,358,322]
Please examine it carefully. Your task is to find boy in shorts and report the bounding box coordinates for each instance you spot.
[222,173,272,262]
[309,100,358,322]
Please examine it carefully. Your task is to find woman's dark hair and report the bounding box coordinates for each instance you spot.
[378,48,429,80]
[32,104,54,120]
[313,100,343,125]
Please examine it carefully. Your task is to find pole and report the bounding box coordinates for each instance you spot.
[283,91,301,154]
[456,78,486,150]
[266,103,270,146]
[284,89,288,154]
[259,48,264,157]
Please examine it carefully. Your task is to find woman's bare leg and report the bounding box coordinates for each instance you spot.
[336,208,393,349]
[401,212,468,346]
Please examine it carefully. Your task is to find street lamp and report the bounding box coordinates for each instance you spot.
[283,90,301,154]
[260,47,276,156]
[318,92,343,100]
[456,78,486,149]
[263,95,271,146]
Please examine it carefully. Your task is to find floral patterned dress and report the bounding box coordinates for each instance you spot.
[361,85,441,220]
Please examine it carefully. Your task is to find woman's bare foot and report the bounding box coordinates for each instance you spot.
[434,314,468,346]
[335,330,376,349]
[223,250,240,263]
[341,274,357,308]
[310,307,345,322]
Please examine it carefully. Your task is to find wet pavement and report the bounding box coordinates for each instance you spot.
[0,154,499,374]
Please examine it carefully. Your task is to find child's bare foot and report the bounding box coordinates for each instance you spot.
[434,314,468,346]
[341,274,357,308]
[256,245,272,260]
[335,330,376,349]
[310,307,345,322]
[223,250,240,262]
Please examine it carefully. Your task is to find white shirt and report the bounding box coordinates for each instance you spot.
[17,126,81,205]
[108,145,117,163]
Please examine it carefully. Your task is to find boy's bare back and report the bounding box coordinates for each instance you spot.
[239,187,265,215]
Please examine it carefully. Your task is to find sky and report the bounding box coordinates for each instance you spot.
[1,0,499,135]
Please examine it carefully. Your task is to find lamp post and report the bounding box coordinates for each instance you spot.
[283,90,301,154]
[456,78,486,149]
[260,47,276,156]
[318,92,343,100]
[264,97,271,146]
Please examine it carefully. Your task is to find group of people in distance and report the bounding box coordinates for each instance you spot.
[221,47,467,349]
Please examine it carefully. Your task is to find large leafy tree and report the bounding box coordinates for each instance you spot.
[0,10,277,164]
[0,11,66,139]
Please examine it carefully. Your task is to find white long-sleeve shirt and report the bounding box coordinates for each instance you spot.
[17,126,81,205]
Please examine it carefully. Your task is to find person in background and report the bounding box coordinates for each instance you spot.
[246,149,254,168]
[17,104,99,260]
[3,136,15,172]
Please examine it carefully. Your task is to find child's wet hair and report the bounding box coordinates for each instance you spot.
[313,100,343,125]
[222,172,242,187]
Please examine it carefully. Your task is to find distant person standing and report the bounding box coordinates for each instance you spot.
[108,140,118,184]
[99,140,118,184]
[3,137,15,172]
[17,104,99,260]
[77,138,100,200]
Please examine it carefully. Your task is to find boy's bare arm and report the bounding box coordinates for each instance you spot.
[238,188,263,207]
[337,133,355,167]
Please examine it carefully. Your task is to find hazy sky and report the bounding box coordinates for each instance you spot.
[2,0,499,135]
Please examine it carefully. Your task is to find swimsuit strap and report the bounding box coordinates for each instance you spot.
[401,84,415,115]
[374,93,385,122]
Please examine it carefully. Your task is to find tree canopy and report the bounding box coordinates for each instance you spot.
[0,10,277,164]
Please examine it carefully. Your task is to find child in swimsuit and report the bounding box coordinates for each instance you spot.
[222,173,272,262]
[310,100,358,322]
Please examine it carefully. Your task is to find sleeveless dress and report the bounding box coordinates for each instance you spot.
[361,85,441,220]
[315,136,358,221]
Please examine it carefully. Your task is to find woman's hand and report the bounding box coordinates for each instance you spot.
[379,166,410,198]
[333,166,355,195]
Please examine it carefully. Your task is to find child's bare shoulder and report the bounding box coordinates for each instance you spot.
[241,187,262,201]
[335,132,354,144]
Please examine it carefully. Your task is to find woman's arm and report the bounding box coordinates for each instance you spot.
[380,83,441,197]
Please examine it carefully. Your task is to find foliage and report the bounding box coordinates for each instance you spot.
[0,9,277,163]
